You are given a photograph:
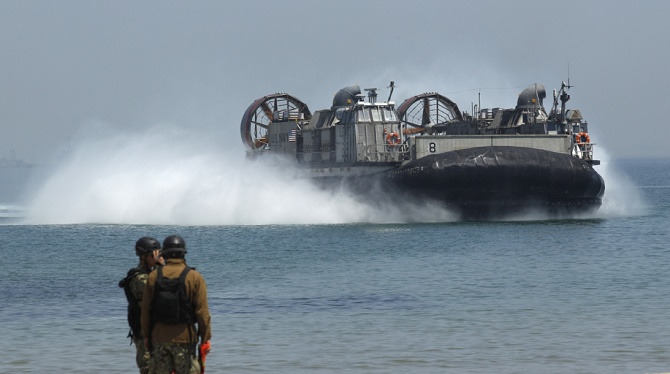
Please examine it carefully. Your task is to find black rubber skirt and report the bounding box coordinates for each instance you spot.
[384,146,605,219]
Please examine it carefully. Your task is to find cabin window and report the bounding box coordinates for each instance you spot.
[382,108,397,123]
[370,107,382,122]
[357,109,371,123]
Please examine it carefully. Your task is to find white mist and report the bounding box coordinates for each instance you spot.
[25,122,456,225]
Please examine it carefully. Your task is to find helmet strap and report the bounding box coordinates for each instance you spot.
[140,254,151,270]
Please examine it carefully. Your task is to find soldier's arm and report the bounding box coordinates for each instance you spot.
[140,272,155,341]
[129,273,147,302]
[193,273,212,343]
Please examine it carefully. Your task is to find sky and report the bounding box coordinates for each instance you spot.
[2,0,670,164]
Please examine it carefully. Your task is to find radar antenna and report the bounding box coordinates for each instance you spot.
[364,88,378,104]
[550,62,574,123]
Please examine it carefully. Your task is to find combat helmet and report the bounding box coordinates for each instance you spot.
[135,237,161,256]
[162,235,187,258]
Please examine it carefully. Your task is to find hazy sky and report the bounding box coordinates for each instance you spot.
[2,0,670,163]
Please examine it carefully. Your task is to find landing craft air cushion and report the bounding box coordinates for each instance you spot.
[240,81,605,219]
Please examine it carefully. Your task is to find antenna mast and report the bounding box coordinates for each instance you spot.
[387,81,395,102]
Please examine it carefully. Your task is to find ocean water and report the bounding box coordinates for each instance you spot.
[1,158,669,373]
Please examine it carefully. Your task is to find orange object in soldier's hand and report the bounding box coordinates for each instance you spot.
[199,341,211,373]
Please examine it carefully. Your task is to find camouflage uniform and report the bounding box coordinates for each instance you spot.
[152,342,200,374]
[127,267,152,374]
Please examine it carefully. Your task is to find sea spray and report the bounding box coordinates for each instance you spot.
[592,148,647,218]
[24,121,457,225]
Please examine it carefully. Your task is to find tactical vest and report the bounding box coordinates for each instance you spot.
[118,268,144,341]
[151,266,194,325]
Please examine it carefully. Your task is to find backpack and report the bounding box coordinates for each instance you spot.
[151,266,194,325]
[118,268,143,341]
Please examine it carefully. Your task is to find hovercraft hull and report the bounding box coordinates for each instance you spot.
[382,146,604,219]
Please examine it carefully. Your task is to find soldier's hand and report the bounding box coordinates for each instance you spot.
[201,340,211,354]
[153,249,165,266]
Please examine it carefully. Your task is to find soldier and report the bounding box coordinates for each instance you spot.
[141,235,212,374]
[119,237,164,374]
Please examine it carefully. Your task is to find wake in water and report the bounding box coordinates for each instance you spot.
[24,122,457,225]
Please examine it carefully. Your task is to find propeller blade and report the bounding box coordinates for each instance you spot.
[422,98,431,126]
[260,102,273,119]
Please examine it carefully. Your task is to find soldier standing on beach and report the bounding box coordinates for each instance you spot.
[141,235,212,374]
[119,237,164,374]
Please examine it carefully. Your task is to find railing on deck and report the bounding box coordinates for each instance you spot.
[572,143,595,161]
[364,143,409,162]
